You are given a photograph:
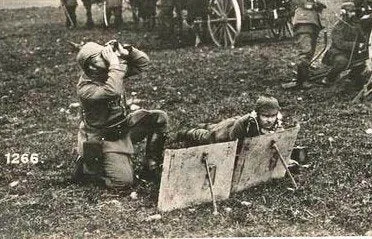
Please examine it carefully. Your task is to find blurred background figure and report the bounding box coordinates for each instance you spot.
[321,1,370,86]
[292,0,327,88]
[60,0,77,28]
[157,0,174,38]
[105,0,124,28]
[82,0,95,28]
[136,0,157,29]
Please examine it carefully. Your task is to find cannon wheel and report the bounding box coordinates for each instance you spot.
[207,0,242,48]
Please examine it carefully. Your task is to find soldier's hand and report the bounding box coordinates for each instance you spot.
[117,43,130,58]
[359,43,366,49]
[101,46,120,66]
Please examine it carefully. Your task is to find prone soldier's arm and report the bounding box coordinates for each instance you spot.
[229,115,251,141]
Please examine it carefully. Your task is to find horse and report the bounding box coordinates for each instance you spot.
[80,0,142,28]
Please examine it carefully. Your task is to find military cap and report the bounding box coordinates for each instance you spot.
[76,42,104,69]
[255,95,280,114]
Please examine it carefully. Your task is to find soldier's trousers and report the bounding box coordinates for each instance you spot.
[157,0,174,36]
[82,0,94,26]
[295,31,318,84]
[65,5,77,27]
[75,109,168,187]
[106,6,123,28]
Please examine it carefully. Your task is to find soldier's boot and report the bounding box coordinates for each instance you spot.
[114,13,124,29]
[72,156,107,186]
[321,73,340,86]
[142,132,167,182]
[85,8,94,28]
[297,63,312,88]
[349,65,368,88]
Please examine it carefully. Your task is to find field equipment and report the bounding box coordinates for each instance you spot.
[190,0,294,48]
[158,126,300,212]
[271,140,298,189]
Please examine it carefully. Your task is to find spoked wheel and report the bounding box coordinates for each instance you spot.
[207,0,242,48]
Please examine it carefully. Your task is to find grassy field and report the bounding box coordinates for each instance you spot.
[0,2,371,238]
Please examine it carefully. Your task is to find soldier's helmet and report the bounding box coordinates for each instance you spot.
[76,42,104,70]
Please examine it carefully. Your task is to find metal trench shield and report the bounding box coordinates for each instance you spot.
[158,141,238,212]
[231,126,300,192]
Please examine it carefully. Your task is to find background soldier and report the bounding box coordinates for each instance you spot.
[61,0,77,28]
[73,40,168,187]
[292,0,326,88]
[354,0,372,38]
[157,0,175,38]
[105,0,124,28]
[82,0,94,28]
[321,1,369,86]
[176,95,283,146]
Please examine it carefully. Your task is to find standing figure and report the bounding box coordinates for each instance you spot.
[157,0,175,38]
[321,1,369,86]
[82,0,95,28]
[292,0,326,88]
[105,0,124,28]
[61,0,78,28]
[137,0,158,29]
[176,95,283,146]
[73,40,168,187]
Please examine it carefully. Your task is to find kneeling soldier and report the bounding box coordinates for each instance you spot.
[177,95,283,146]
[73,40,168,187]
[322,1,368,86]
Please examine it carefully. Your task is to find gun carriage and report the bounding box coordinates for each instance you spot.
[196,0,294,47]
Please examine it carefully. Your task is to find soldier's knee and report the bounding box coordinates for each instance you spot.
[152,110,168,128]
